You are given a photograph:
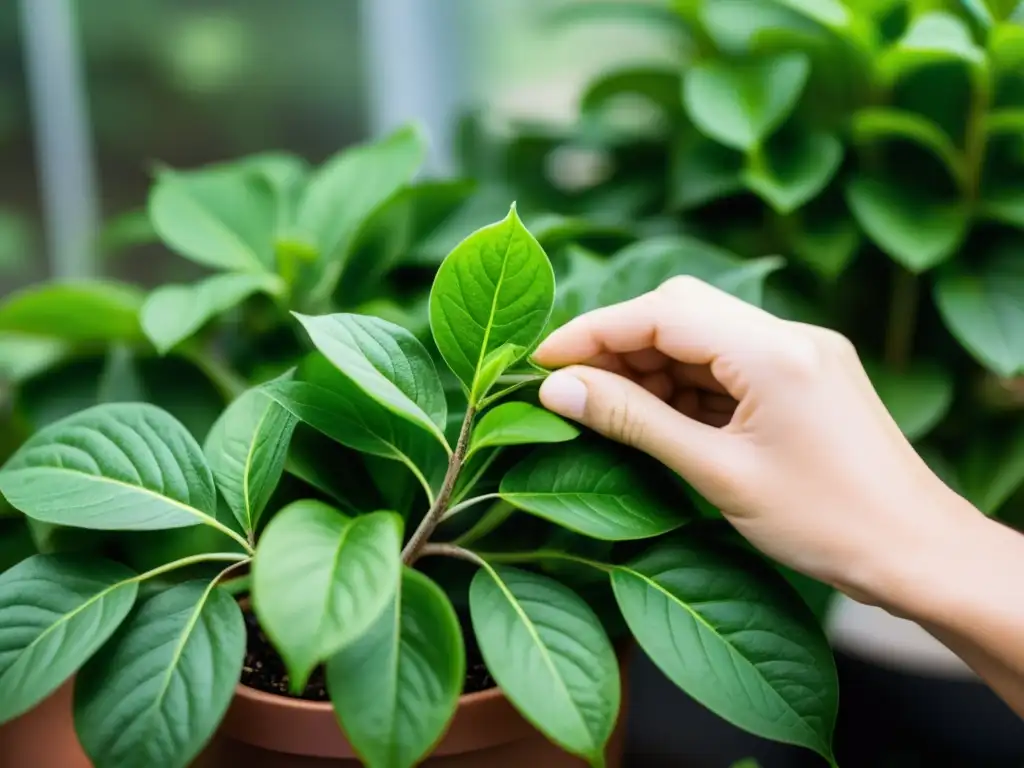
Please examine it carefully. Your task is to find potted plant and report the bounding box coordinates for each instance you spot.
[0,208,839,768]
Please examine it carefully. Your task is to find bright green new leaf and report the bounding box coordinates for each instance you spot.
[470,564,620,764]
[500,438,687,540]
[989,23,1024,72]
[0,555,138,724]
[865,361,953,442]
[744,131,843,213]
[430,205,555,401]
[683,53,810,150]
[328,568,464,768]
[850,109,963,186]
[473,342,527,402]
[0,281,143,342]
[253,501,402,690]
[959,426,1024,517]
[294,313,448,444]
[74,581,245,768]
[0,335,67,384]
[470,402,579,457]
[880,12,986,82]
[204,388,298,535]
[149,167,277,273]
[612,537,838,762]
[141,272,284,354]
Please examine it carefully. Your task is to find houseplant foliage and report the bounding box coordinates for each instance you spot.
[0,208,838,768]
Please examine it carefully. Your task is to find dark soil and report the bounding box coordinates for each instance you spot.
[241,608,495,701]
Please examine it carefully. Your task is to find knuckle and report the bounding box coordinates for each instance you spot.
[774,336,824,380]
[604,397,645,448]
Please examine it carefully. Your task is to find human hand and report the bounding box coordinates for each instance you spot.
[535,277,982,607]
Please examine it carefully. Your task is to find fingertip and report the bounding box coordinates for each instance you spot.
[539,369,588,420]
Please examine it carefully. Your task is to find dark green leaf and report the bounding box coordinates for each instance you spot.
[470,402,579,456]
[0,281,143,342]
[864,361,953,442]
[671,136,744,211]
[851,108,963,184]
[745,131,843,213]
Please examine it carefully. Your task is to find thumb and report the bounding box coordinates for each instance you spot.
[539,365,730,478]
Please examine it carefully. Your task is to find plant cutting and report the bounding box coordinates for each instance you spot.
[0,207,838,767]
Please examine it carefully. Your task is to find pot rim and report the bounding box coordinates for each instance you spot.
[232,679,505,712]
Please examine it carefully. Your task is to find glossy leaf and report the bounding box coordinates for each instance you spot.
[328,568,464,768]
[500,438,687,540]
[204,388,298,535]
[253,501,402,689]
[74,581,245,768]
[142,272,284,354]
[470,564,619,763]
[683,53,810,150]
[0,555,138,724]
[470,402,579,456]
[612,537,837,761]
[429,205,555,400]
[865,362,953,442]
[0,281,143,342]
[474,343,526,401]
[745,131,843,213]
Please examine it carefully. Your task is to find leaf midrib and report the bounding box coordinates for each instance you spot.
[241,404,275,533]
[171,184,265,273]
[471,233,515,399]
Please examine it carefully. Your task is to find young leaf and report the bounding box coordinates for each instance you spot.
[500,438,687,540]
[470,402,579,456]
[474,343,526,401]
[864,361,953,442]
[0,555,138,724]
[0,281,143,342]
[252,501,403,689]
[148,167,277,273]
[74,581,245,768]
[141,272,284,354]
[294,313,448,444]
[328,568,465,768]
[429,205,555,401]
[470,564,620,764]
[744,131,843,214]
[612,537,838,762]
[204,388,298,535]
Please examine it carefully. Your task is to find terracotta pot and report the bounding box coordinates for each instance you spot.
[0,681,90,768]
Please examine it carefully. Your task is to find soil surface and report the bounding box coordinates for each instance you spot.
[241,608,496,700]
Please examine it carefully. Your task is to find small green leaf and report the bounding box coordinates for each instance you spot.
[671,135,744,211]
[473,343,526,401]
[865,361,953,442]
[500,438,687,540]
[0,281,143,342]
[851,108,963,185]
[74,581,245,768]
[141,272,284,354]
[989,22,1024,72]
[430,205,555,401]
[294,313,448,444]
[612,537,838,762]
[204,388,298,535]
[470,402,579,456]
[683,53,811,150]
[470,564,619,763]
[744,131,843,213]
[252,501,402,689]
[0,555,138,724]
[149,167,277,273]
[846,175,967,272]
[328,568,464,768]
[880,11,986,81]
[581,67,683,121]
[959,425,1024,516]
[0,335,67,384]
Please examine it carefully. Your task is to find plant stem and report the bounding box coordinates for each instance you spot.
[418,542,486,567]
[472,549,613,572]
[132,552,250,585]
[451,448,502,504]
[478,376,545,409]
[402,404,476,564]
[884,266,918,371]
[440,493,501,522]
[452,501,515,547]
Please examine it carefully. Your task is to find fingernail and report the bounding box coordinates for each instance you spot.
[540,371,587,420]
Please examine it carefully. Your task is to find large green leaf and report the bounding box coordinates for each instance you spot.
[959,426,1024,516]
[294,313,448,444]
[470,402,579,457]
[879,11,986,82]
[683,53,811,150]
[470,565,620,763]
[612,537,837,761]
[865,361,953,442]
[0,403,224,533]
[149,167,277,273]
[0,281,143,342]
[429,205,555,401]
[252,501,402,689]
[74,581,245,768]
[745,131,843,213]
[0,555,138,724]
[204,388,298,535]
[500,439,687,540]
[328,568,464,768]
[141,272,284,354]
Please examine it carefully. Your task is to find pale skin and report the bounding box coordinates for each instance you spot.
[535,276,1024,717]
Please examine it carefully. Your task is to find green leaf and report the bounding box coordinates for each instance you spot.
[474,343,527,401]
[500,438,687,540]
[0,335,68,384]
[0,403,223,533]
[429,205,555,401]
[546,1,686,34]
[611,537,837,761]
[470,402,579,457]
[149,167,277,273]
[683,53,811,150]
[935,254,1024,376]
[470,564,620,763]
[74,581,245,768]
[141,272,284,354]
[744,131,843,213]
[298,125,425,303]
[204,388,298,535]
[294,313,448,444]
[959,426,1024,516]
[880,11,986,82]
[253,501,402,689]
[548,246,608,331]
[864,361,953,442]
[581,67,683,121]
[0,555,138,724]
[989,22,1024,72]
[846,175,967,272]
[671,135,744,211]
[242,151,308,232]
[851,108,963,184]
[791,206,860,279]
[0,281,143,342]
[328,568,464,768]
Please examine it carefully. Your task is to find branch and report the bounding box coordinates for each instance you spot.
[418,542,486,567]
